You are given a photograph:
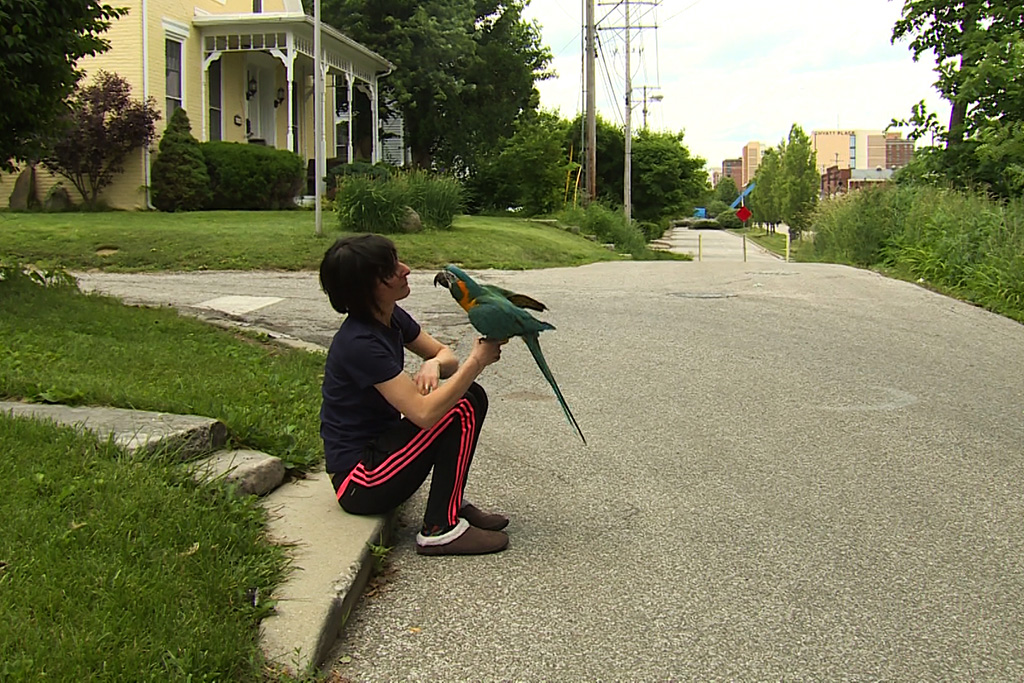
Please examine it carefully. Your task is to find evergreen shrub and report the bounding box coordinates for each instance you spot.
[151,108,212,212]
[200,142,304,210]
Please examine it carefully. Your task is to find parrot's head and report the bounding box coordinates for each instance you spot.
[433,264,480,310]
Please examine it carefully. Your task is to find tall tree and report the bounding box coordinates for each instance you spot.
[0,0,126,171]
[320,0,551,171]
[630,129,707,221]
[892,0,1024,146]
[42,71,160,206]
[779,125,818,239]
[714,176,738,205]
[749,147,782,231]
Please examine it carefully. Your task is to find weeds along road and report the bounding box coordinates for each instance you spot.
[78,261,1024,680]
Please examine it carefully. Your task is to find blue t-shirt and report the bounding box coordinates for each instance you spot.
[320,306,421,475]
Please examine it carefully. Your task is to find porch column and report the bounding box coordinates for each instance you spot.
[270,43,296,153]
[346,74,354,164]
[201,50,222,142]
[321,61,330,168]
[371,76,380,163]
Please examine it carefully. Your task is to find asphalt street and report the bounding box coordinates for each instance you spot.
[76,250,1024,680]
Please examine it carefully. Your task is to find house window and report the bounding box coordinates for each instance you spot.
[253,0,262,12]
[165,38,183,115]
[208,60,222,141]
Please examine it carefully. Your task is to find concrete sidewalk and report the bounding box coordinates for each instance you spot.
[0,399,385,674]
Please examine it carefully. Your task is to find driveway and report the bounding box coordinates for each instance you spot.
[77,261,1024,680]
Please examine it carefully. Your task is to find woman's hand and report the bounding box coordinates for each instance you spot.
[468,338,507,371]
[413,358,442,395]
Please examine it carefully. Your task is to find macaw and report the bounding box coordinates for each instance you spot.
[433,265,586,444]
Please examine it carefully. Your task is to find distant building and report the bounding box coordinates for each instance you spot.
[885,132,914,169]
[711,170,722,188]
[821,165,894,197]
[811,129,915,174]
[721,158,742,187]
[741,141,764,187]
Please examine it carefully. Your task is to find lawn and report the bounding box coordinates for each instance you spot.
[0,270,320,680]
[0,210,626,271]
[0,413,286,681]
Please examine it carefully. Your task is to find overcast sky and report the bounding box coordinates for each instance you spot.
[521,0,950,171]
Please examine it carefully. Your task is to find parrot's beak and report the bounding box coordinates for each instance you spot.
[433,271,456,289]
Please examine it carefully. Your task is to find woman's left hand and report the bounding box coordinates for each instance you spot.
[413,358,442,395]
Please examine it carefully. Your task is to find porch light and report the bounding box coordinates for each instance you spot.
[246,77,258,100]
[274,87,286,108]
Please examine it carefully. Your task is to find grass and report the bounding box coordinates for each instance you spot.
[0,413,287,681]
[0,271,325,470]
[0,210,628,272]
[729,226,816,261]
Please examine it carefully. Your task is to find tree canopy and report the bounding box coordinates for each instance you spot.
[0,0,125,172]
[749,125,818,237]
[891,0,1024,198]
[320,0,551,170]
[892,0,1024,145]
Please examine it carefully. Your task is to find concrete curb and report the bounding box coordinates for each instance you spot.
[259,470,391,673]
[0,401,226,458]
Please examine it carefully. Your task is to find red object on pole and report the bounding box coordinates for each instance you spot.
[737,206,752,222]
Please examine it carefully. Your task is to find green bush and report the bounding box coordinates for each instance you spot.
[811,184,1024,322]
[716,208,743,229]
[556,202,645,255]
[333,170,464,233]
[404,170,464,230]
[334,175,409,233]
[638,221,665,241]
[199,142,304,210]
[326,161,392,198]
[151,108,212,212]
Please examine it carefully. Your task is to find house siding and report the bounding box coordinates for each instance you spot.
[5,0,391,210]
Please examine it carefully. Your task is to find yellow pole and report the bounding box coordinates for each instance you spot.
[786,233,791,262]
[698,234,703,261]
[743,235,747,262]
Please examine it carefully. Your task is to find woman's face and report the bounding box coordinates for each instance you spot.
[375,259,412,304]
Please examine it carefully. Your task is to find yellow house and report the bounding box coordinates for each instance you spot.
[13,0,396,209]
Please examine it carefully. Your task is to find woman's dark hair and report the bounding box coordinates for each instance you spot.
[319,234,398,319]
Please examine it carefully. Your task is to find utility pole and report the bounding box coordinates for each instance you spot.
[599,0,659,226]
[623,0,631,224]
[313,0,323,236]
[641,85,662,130]
[585,0,597,202]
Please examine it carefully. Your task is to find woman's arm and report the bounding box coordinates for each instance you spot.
[376,338,504,429]
[407,330,459,394]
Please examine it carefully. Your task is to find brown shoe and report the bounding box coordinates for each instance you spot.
[416,518,508,556]
[460,502,509,531]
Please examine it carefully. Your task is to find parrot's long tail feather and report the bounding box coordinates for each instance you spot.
[522,333,586,444]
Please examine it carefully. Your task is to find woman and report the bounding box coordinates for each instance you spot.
[319,234,509,556]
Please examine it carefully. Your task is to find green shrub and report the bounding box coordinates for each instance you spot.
[811,184,1024,322]
[151,108,212,212]
[638,221,665,241]
[692,218,722,229]
[334,175,409,233]
[707,199,730,217]
[199,141,304,210]
[557,202,645,255]
[716,208,743,229]
[404,170,464,230]
[326,161,392,198]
